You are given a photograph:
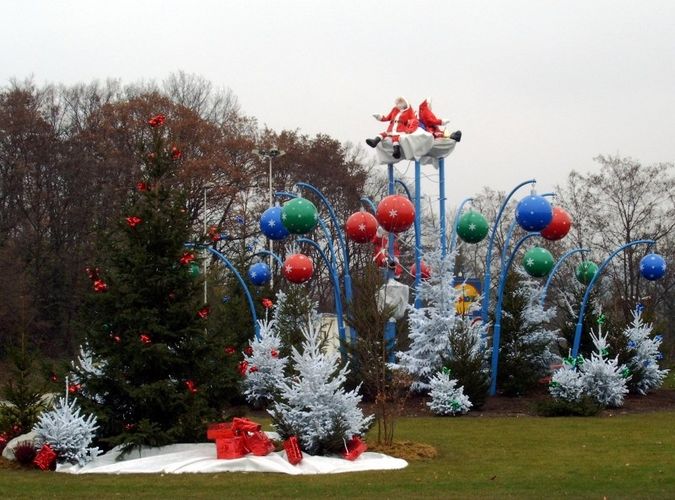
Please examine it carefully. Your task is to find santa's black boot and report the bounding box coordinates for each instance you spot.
[366,137,381,148]
[450,130,462,142]
[392,144,401,159]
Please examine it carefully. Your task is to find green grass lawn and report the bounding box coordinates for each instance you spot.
[1,412,673,499]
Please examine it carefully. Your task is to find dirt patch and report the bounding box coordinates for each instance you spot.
[369,440,438,461]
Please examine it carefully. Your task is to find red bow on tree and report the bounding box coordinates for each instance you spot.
[136,181,149,192]
[68,383,80,394]
[197,306,210,319]
[244,346,253,356]
[93,279,108,293]
[140,333,152,345]
[179,252,195,265]
[126,216,142,228]
[185,380,198,394]
[262,298,274,309]
[224,346,236,355]
[237,360,249,376]
[170,145,182,160]
[271,350,279,358]
[85,267,100,281]
[248,365,259,374]
[147,114,166,127]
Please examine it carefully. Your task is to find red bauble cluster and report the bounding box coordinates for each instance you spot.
[540,206,572,241]
[283,253,314,284]
[376,195,415,233]
[262,298,274,309]
[185,380,198,394]
[179,251,195,265]
[147,114,166,127]
[85,267,108,293]
[410,260,432,280]
[139,333,152,345]
[126,216,142,228]
[345,211,379,243]
[224,346,236,355]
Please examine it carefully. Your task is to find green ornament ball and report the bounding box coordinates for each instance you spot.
[576,260,598,285]
[281,197,319,234]
[456,210,489,244]
[189,262,201,278]
[522,246,555,278]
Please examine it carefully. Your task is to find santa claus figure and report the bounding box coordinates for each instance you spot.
[418,98,462,141]
[366,97,419,159]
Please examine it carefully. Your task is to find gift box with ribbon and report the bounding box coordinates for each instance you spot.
[342,436,368,461]
[207,418,274,459]
[34,443,58,471]
[283,436,303,465]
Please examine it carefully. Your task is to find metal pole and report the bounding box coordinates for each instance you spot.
[481,179,536,324]
[360,197,377,213]
[414,161,422,308]
[438,157,446,257]
[385,164,397,356]
[489,232,539,395]
[540,248,590,306]
[571,239,655,357]
[203,185,208,304]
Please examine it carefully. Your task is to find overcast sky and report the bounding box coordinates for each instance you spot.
[3,0,674,206]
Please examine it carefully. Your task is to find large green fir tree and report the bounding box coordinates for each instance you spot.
[76,114,236,454]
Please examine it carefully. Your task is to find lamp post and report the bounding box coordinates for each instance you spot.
[253,147,285,288]
[571,239,655,357]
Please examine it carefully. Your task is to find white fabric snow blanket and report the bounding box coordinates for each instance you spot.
[57,443,408,475]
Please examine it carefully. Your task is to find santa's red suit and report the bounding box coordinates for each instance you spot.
[376,99,418,144]
[418,99,445,138]
[372,230,402,278]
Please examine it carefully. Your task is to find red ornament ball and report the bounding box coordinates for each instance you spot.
[376,194,415,233]
[345,211,379,243]
[410,260,431,280]
[126,216,142,228]
[262,298,274,309]
[170,145,182,160]
[540,206,572,241]
[283,253,314,284]
[197,306,210,319]
[148,114,166,127]
[93,279,108,293]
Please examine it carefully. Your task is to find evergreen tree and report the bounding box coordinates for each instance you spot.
[269,319,372,455]
[446,315,490,409]
[272,288,319,357]
[579,327,630,407]
[395,250,460,391]
[427,370,472,416]
[33,397,100,465]
[623,309,669,395]
[76,114,234,453]
[498,270,561,396]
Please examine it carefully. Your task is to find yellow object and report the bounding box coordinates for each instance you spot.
[455,283,479,315]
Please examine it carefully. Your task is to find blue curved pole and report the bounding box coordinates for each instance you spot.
[438,157,447,257]
[481,179,537,324]
[360,197,377,213]
[395,175,423,309]
[450,197,474,254]
[295,182,353,306]
[489,232,539,395]
[540,248,590,306]
[571,239,655,357]
[394,179,413,200]
[297,237,348,345]
[385,164,397,357]
[252,250,284,268]
[186,243,260,340]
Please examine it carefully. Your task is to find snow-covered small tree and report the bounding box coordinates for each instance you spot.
[623,309,669,395]
[241,318,288,408]
[71,344,106,404]
[549,360,585,403]
[427,370,472,416]
[269,319,373,455]
[579,327,630,407]
[33,397,100,465]
[396,249,460,391]
[446,315,490,409]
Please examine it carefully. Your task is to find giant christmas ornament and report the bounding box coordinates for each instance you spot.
[376,194,415,233]
[345,211,378,243]
[456,210,489,243]
[259,206,290,240]
[282,253,314,284]
[248,262,272,286]
[522,247,555,277]
[640,253,666,281]
[540,206,572,241]
[576,260,598,285]
[281,198,318,234]
[515,194,553,232]
[189,262,201,277]
[410,261,431,280]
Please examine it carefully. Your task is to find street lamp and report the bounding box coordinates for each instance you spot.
[253,147,286,287]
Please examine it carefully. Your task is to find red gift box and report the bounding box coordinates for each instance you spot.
[342,436,367,461]
[283,436,303,465]
[215,437,247,459]
[34,444,57,471]
[207,418,273,459]
[207,422,235,441]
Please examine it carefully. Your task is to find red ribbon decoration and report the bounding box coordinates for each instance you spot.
[224,346,236,355]
[262,298,274,309]
[342,436,368,461]
[248,365,259,374]
[139,333,152,345]
[170,145,182,160]
[271,349,279,358]
[244,346,253,356]
[68,384,80,394]
[147,114,166,127]
[93,279,108,293]
[197,306,210,319]
[185,380,198,394]
[237,360,249,376]
[136,181,149,192]
[126,216,142,228]
[179,252,195,265]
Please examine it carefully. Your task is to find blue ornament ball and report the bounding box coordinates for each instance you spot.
[259,206,290,240]
[247,262,272,286]
[515,195,553,232]
[639,253,666,281]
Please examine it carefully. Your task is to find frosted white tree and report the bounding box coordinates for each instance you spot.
[427,370,472,416]
[70,344,106,404]
[395,249,460,391]
[623,309,669,395]
[549,361,584,402]
[519,274,562,371]
[242,318,288,408]
[269,319,373,455]
[580,326,630,407]
[33,397,100,465]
